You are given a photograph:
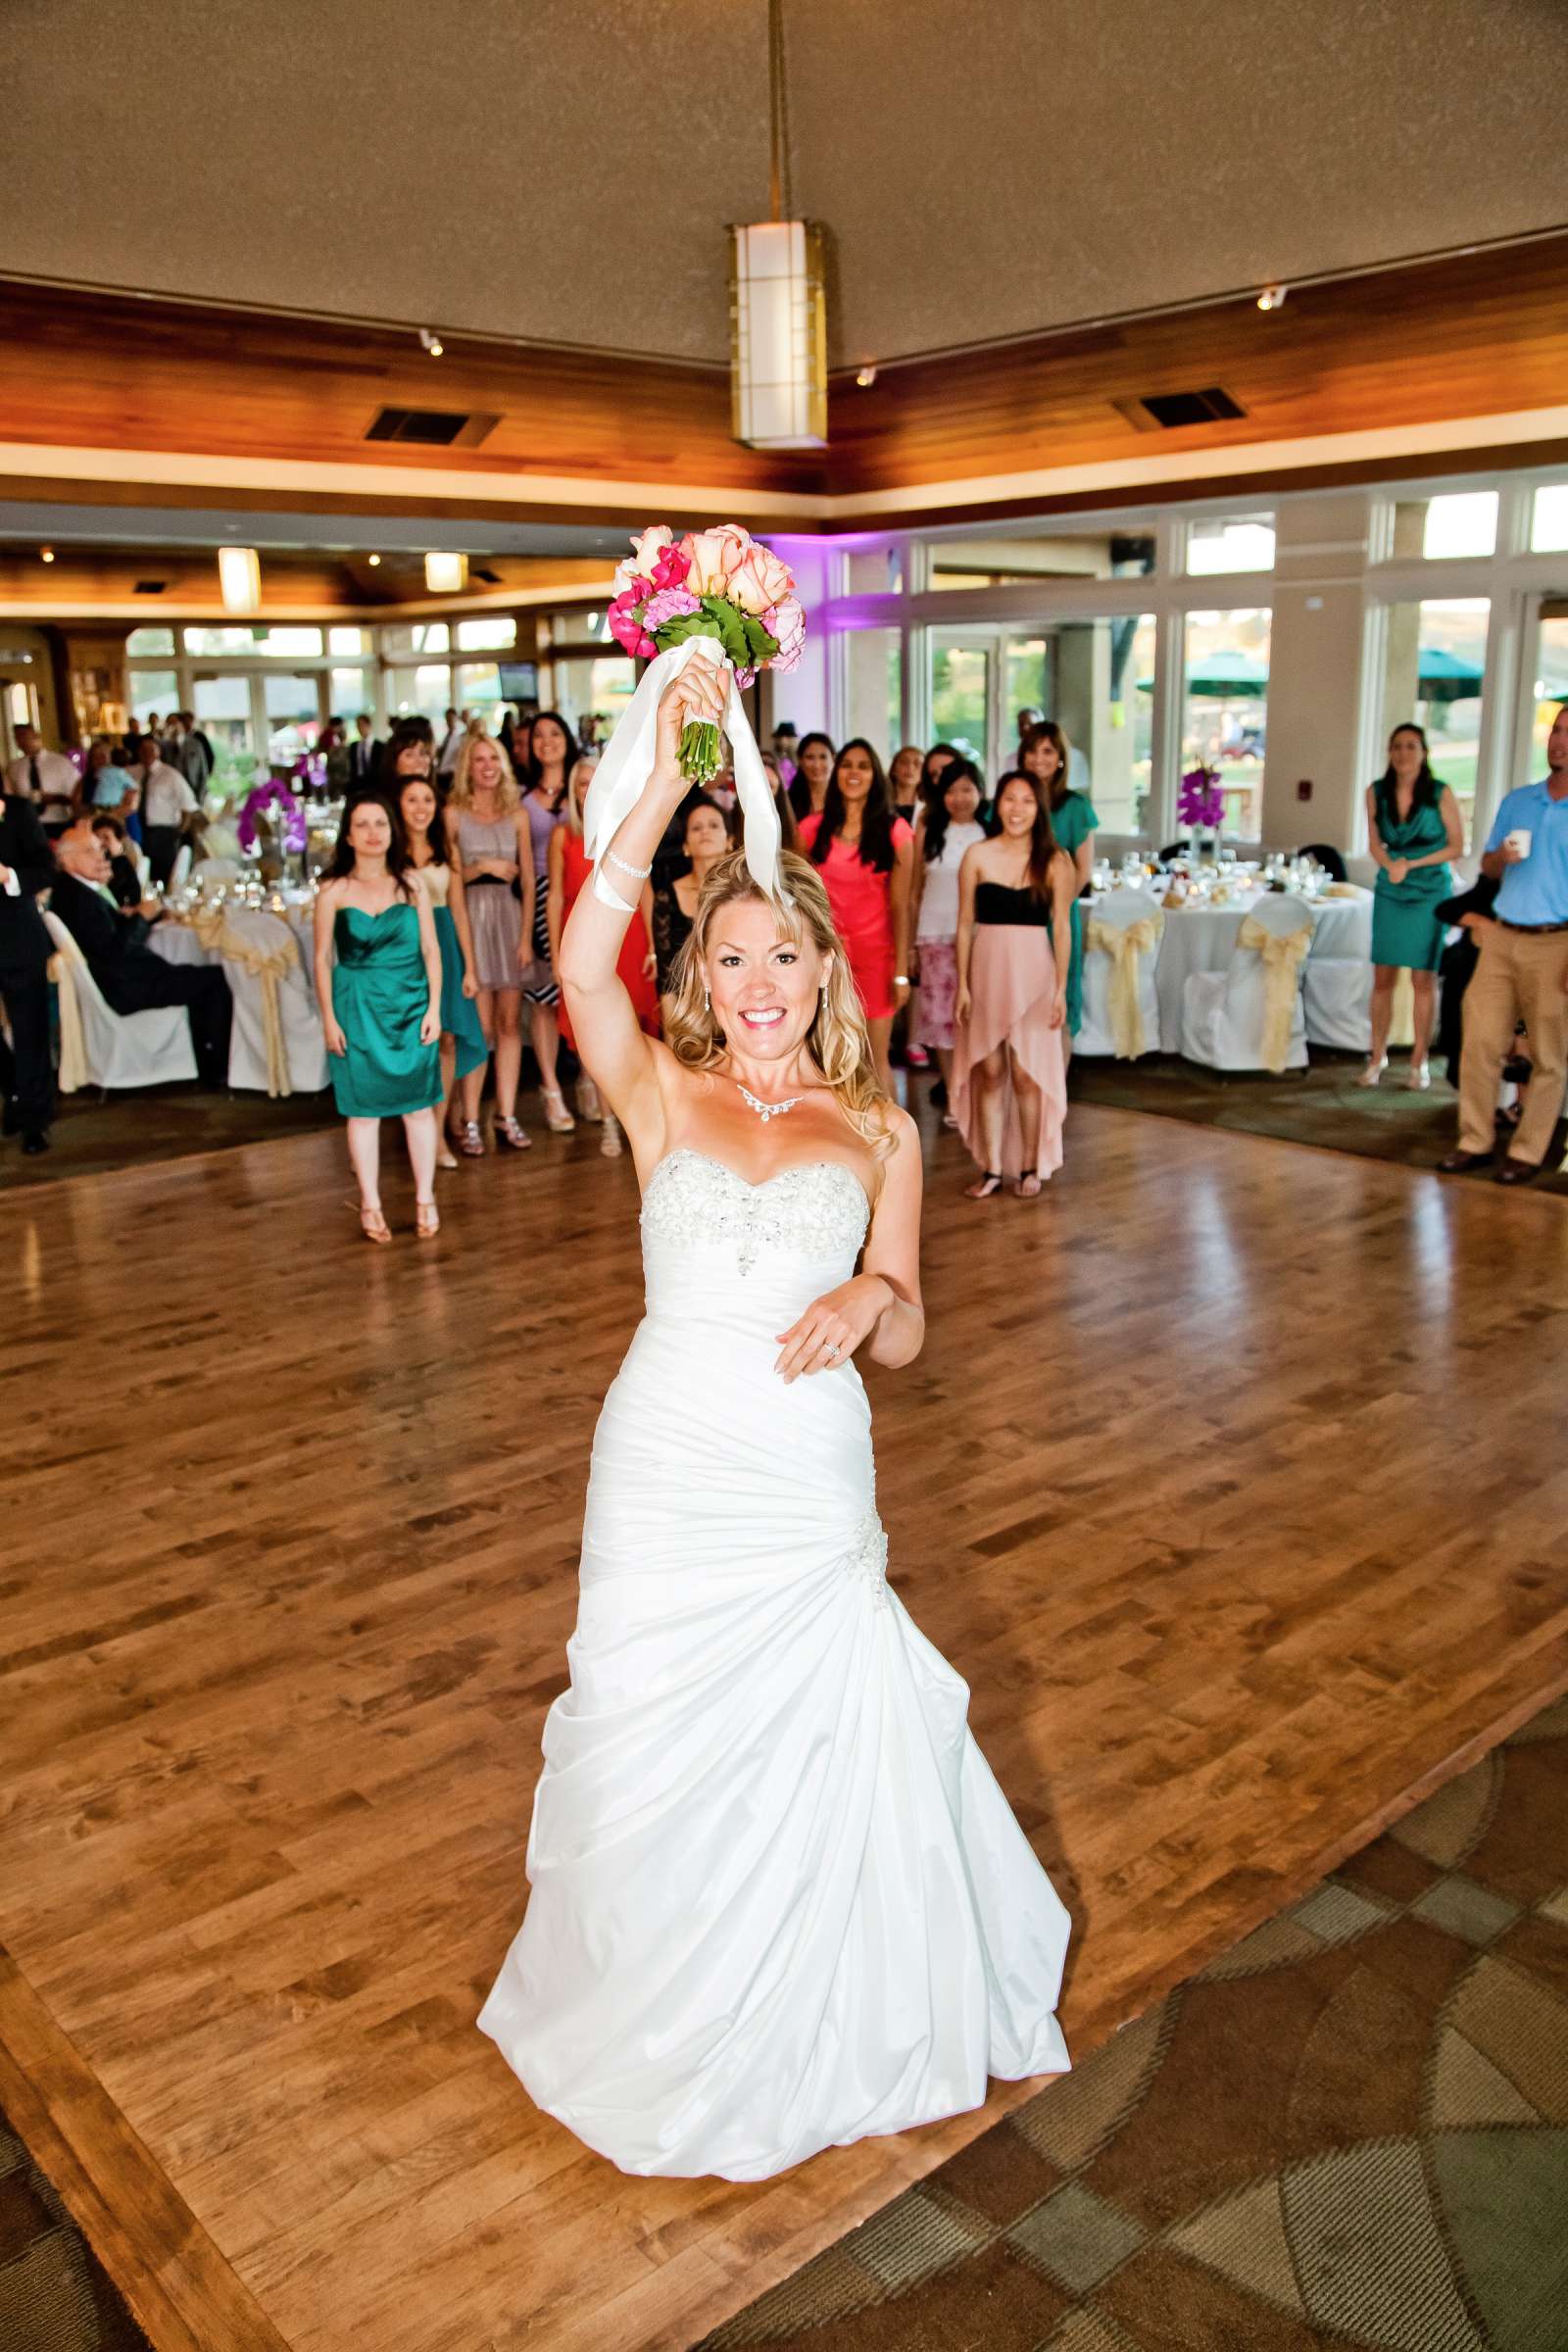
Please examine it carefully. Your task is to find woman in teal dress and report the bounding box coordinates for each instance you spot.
[1363,722,1465,1091]
[398,774,489,1169]
[313,796,445,1244]
[1021,720,1100,1045]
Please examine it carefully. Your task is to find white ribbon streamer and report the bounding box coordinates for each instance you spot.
[582,636,781,899]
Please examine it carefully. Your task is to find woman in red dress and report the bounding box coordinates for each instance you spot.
[795,739,914,1095]
[548,758,659,1156]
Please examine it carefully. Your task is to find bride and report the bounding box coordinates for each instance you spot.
[478,650,1070,2180]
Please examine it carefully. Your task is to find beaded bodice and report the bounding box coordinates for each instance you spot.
[640,1149,869,1282]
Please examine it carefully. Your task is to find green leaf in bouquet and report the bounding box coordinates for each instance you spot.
[652,612,724,652]
[742,613,780,662]
[699,597,753,667]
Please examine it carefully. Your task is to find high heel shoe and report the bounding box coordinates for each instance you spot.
[575,1075,603,1122]
[1404,1060,1431,1091]
[416,1200,440,1240]
[964,1170,1004,1200]
[599,1111,623,1158]
[494,1114,532,1152]
[456,1120,485,1157]
[540,1084,575,1135]
[435,1139,459,1170]
[359,1203,392,1245]
[1357,1056,1388,1090]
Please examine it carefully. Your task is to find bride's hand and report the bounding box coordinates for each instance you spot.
[774,1274,893,1384]
[653,645,728,785]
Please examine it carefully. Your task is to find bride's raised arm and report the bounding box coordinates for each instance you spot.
[557,648,728,1150]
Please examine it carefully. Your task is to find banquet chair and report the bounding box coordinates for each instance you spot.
[219,906,328,1095]
[1076,890,1163,1059]
[195,856,240,890]
[1300,842,1348,881]
[1302,952,1373,1053]
[42,910,199,1091]
[167,842,193,893]
[1179,892,1312,1073]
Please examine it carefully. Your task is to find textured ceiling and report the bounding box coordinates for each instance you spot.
[7,0,1568,368]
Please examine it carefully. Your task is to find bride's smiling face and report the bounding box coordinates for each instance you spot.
[705,896,828,1059]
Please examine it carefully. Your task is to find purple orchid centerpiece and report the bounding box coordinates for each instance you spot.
[1177,763,1226,834]
[237,778,308,857]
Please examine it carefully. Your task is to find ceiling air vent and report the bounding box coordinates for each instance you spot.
[365,407,499,448]
[471,565,502,585]
[133,579,169,594]
[1116,386,1247,433]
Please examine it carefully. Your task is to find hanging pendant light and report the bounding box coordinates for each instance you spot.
[424,552,467,593]
[218,545,261,612]
[729,0,826,449]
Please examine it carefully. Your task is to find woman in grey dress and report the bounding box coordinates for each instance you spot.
[443,731,535,1153]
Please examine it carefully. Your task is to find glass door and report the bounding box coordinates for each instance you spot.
[929,630,993,772]
[191,674,259,793]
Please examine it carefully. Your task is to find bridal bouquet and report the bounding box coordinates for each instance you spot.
[606,524,805,786]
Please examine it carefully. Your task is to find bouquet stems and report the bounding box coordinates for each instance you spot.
[678,719,723,788]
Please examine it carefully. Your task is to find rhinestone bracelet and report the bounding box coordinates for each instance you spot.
[608,849,653,880]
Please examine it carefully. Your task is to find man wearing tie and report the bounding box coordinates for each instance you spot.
[6,723,80,839]
[49,821,233,1090]
[349,711,384,797]
[0,784,56,1152]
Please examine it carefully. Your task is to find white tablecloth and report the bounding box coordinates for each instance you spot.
[150,900,318,996]
[1092,888,1373,1053]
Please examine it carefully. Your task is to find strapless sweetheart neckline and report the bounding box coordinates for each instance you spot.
[644,1146,874,1220]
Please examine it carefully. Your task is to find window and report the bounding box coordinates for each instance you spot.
[846,548,903,594]
[926,527,1156,591]
[1379,597,1488,834]
[455,662,510,733]
[181,624,327,658]
[191,675,257,789]
[456,615,517,651]
[930,633,991,768]
[330,668,371,724]
[387,664,455,730]
[127,669,178,723]
[328,625,371,656]
[265,672,323,765]
[554,657,636,743]
[382,622,450,658]
[1393,491,1497,562]
[1054,616,1156,834]
[1186,515,1276,575]
[1178,611,1270,839]
[1530,606,1568,772]
[126,625,176,656]
[1532,484,1568,553]
[844,629,902,760]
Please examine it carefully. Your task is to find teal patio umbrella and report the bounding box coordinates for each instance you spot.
[1138,649,1269,697]
[1416,646,1485,704]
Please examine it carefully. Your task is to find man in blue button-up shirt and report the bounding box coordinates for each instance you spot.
[1443,702,1568,1182]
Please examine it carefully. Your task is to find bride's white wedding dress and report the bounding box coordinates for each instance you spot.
[478,1147,1070,2180]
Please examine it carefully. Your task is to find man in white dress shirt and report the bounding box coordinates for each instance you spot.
[436,707,466,778]
[6,724,80,838]
[135,732,198,887]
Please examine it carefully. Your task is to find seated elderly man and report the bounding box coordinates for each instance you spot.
[49,818,232,1089]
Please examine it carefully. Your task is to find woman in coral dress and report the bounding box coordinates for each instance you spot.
[549,757,659,1156]
[796,740,913,1095]
[953,770,1076,1199]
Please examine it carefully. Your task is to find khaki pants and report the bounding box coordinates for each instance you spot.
[1456,922,1568,1164]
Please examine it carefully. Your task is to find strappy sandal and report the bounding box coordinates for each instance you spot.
[1015,1172,1043,1199]
[539,1085,575,1135]
[416,1200,440,1241]
[599,1112,623,1158]
[456,1121,485,1157]
[575,1075,603,1122]
[359,1203,392,1245]
[494,1114,532,1152]
[435,1138,459,1170]
[964,1170,1004,1200]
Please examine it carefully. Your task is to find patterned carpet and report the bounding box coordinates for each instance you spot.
[0,2111,151,2351]
[698,1697,1568,2351]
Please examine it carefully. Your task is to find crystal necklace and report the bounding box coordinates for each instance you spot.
[735,1080,805,1123]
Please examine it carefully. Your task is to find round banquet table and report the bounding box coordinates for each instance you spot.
[1088,886,1373,1053]
[149,898,318,997]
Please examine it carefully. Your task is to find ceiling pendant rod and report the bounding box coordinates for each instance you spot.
[768,0,788,223]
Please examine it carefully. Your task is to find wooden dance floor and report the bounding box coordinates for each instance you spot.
[3,1104,1566,2351]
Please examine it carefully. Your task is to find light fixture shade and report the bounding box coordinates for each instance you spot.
[424,552,467,593]
[218,545,261,612]
[729,220,827,449]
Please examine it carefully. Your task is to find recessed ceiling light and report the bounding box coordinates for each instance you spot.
[39,546,55,563]
[367,553,381,566]
[1256,284,1287,312]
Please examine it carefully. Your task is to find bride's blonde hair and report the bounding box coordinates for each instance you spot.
[665,849,894,1148]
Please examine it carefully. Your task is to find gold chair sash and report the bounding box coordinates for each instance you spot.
[46,933,90,1093]
[1084,912,1164,1059]
[169,908,302,1098]
[1237,912,1311,1072]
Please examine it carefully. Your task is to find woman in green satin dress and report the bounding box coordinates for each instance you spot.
[1020,720,1100,1046]
[312,796,445,1244]
[1364,723,1465,1091]
[398,774,489,1169]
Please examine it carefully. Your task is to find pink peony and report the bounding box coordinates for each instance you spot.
[764,594,806,673]
[727,540,795,617]
[684,522,754,598]
[644,585,701,627]
[608,583,657,659]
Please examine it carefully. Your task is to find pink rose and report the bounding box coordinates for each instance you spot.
[684,523,753,598]
[764,594,806,673]
[613,525,674,595]
[727,540,794,616]
[643,586,701,628]
[608,583,657,659]
[650,541,692,591]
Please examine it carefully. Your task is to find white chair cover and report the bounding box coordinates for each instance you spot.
[43,910,198,1091]
[195,856,240,890]
[1076,891,1163,1058]
[1302,958,1373,1053]
[218,907,328,1095]
[1179,892,1312,1073]
[168,842,193,893]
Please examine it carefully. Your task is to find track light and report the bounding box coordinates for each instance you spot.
[418,327,444,357]
[1256,284,1287,312]
[39,546,55,563]
[855,366,877,388]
